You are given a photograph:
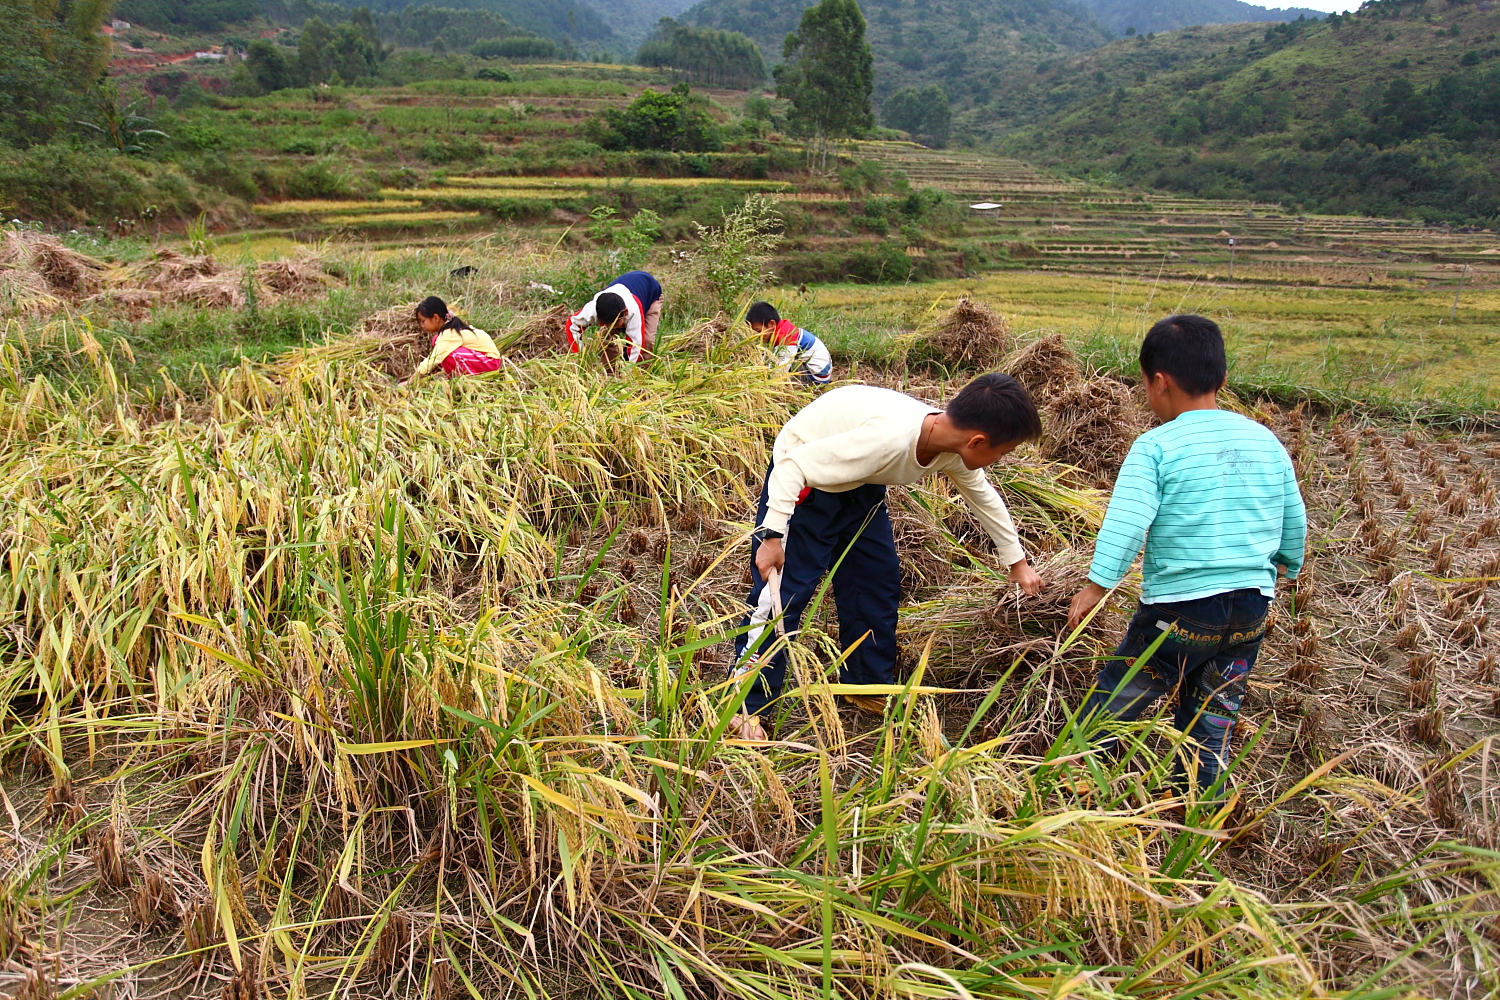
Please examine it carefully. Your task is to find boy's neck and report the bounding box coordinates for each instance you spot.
[1162,394,1219,421]
[919,413,966,462]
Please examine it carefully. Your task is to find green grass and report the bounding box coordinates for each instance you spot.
[798,269,1500,418]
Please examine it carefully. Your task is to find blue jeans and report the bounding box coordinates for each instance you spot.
[733,469,901,717]
[1080,589,1270,793]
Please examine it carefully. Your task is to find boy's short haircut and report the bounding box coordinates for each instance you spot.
[1140,314,1227,395]
[947,373,1043,444]
[746,301,780,326]
[596,292,627,327]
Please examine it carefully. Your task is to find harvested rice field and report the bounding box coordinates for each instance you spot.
[0,216,1498,1000]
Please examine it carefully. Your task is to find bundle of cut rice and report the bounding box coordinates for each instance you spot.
[505,303,573,359]
[257,253,336,297]
[1038,376,1149,485]
[920,297,1011,370]
[1004,333,1081,403]
[358,302,429,378]
[29,237,104,296]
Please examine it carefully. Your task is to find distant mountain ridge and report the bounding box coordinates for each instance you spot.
[680,0,1110,106]
[989,1,1500,222]
[1080,0,1323,36]
[582,0,700,46]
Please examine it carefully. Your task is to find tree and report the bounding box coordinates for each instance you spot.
[883,84,950,147]
[636,18,765,90]
[773,0,873,165]
[246,38,294,93]
[585,83,722,153]
[0,0,117,147]
[297,16,333,86]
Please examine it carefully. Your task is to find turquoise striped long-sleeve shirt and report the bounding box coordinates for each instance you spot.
[1089,408,1307,604]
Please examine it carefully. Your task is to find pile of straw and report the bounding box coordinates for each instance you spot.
[505,303,573,359]
[663,312,734,355]
[257,251,337,297]
[921,297,1012,369]
[358,302,429,377]
[1005,332,1080,403]
[0,230,105,310]
[1039,376,1149,484]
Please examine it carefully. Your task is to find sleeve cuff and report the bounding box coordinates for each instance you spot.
[1088,570,1123,591]
[760,510,792,535]
[994,541,1026,567]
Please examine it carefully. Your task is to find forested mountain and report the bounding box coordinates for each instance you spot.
[268,0,617,44]
[583,0,699,45]
[988,0,1500,223]
[682,0,1110,105]
[1079,0,1321,36]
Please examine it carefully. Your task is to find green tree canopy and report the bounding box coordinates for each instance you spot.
[773,0,873,154]
[471,35,556,59]
[585,83,723,152]
[636,18,765,90]
[0,0,116,147]
[882,84,951,147]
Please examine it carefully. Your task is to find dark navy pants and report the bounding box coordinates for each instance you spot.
[734,468,901,717]
[1080,588,1270,794]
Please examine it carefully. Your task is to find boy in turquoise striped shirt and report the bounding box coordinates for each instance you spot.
[1067,314,1306,797]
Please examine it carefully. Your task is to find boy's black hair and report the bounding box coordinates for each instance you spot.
[416,295,470,331]
[746,301,780,326]
[596,292,627,327]
[947,373,1043,444]
[1140,314,1226,395]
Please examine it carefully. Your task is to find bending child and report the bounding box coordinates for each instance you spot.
[1067,315,1306,800]
[733,376,1047,740]
[566,270,663,365]
[746,300,833,385]
[404,296,503,384]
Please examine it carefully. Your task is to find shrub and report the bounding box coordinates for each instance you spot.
[585,84,723,153]
[882,84,952,147]
[475,67,513,82]
[419,137,489,165]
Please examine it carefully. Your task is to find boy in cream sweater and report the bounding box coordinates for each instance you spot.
[733,375,1047,738]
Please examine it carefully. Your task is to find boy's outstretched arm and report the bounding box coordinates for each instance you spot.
[1274,458,1308,580]
[948,467,1045,595]
[1069,442,1160,628]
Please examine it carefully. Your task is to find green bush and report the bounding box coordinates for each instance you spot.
[419,136,490,164]
[776,244,918,285]
[585,84,723,153]
[475,67,513,82]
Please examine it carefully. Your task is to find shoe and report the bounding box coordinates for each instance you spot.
[842,694,889,716]
[729,713,768,741]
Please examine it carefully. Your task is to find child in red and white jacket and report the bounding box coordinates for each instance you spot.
[747,301,832,385]
[566,270,663,365]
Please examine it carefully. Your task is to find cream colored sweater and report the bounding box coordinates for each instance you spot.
[762,385,1026,566]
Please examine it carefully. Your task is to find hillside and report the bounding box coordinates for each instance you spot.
[988,0,1500,223]
[292,0,619,43]
[1080,0,1323,35]
[681,0,1111,106]
[584,0,701,45]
